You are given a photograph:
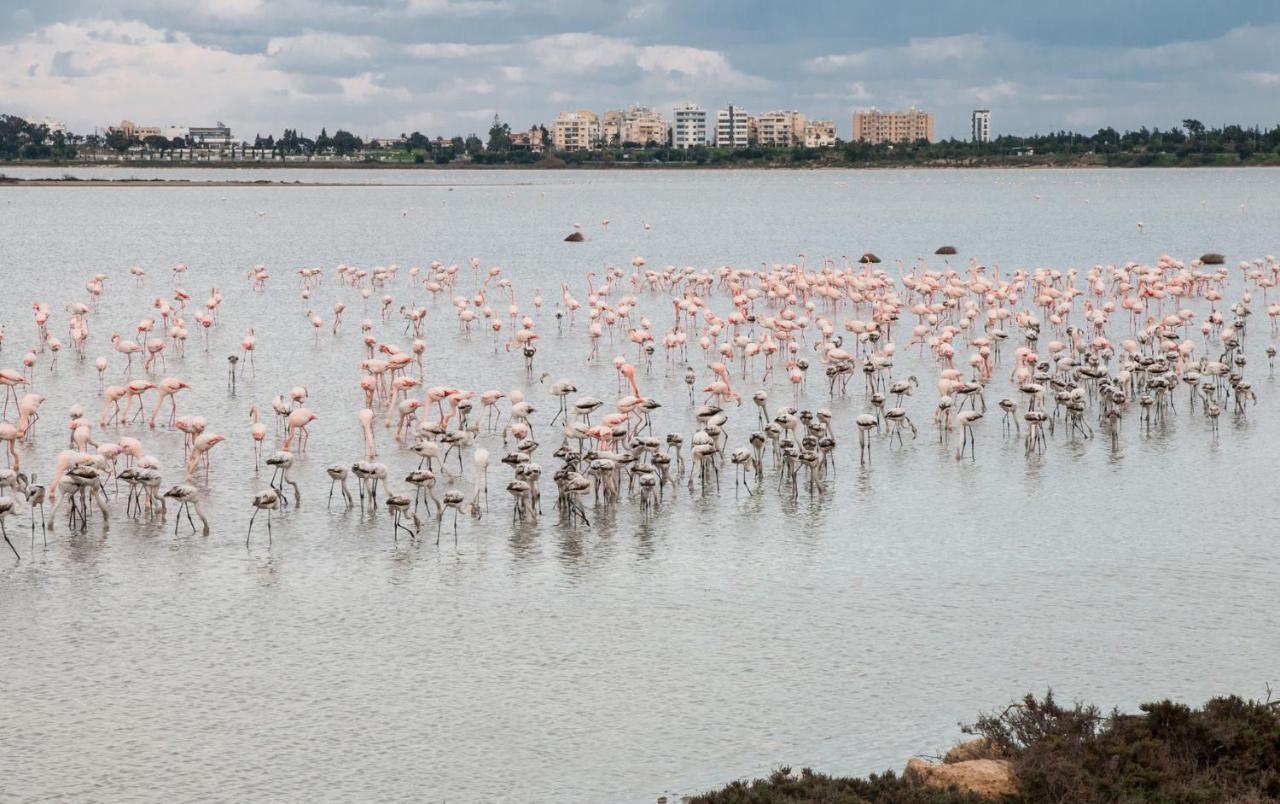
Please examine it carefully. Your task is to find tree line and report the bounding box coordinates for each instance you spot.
[5,112,1280,166]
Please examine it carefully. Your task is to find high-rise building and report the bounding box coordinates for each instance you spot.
[550,110,601,151]
[601,105,669,147]
[672,104,707,149]
[851,107,935,144]
[755,110,807,147]
[715,105,750,148]
[972,109,991,144]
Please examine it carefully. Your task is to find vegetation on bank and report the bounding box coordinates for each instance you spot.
[5,113,1280,168]
[691,691,1280,803]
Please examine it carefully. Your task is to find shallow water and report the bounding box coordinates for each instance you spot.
[1,167,1278,802]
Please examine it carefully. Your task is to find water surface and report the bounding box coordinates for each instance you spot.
[1,167,1277,802]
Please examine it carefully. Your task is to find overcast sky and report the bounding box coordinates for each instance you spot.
[3,0,1279,141]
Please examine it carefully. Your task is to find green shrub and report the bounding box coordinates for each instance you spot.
[694,693,1280,803]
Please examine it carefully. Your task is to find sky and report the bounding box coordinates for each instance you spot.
[3,0,1279,142]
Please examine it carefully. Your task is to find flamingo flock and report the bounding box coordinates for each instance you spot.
[0,244,1273,559]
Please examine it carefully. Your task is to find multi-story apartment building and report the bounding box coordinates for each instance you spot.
[550,110,601,151]
[602,105,669,147]
[803,120,838,148]
[851,107,935,144]
[755,110,807,147]
[972,109,991,143]
[715,105,751,148]
[672,104,707,149]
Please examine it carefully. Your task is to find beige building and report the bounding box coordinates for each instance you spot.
[511,126,546,152]
[602,105,669,147]
[113,120,188,141]
[551,110,601,151]
[851,107,935,144]
[114,120,161,139]
[803,120,838,148]
[755,110,807,147]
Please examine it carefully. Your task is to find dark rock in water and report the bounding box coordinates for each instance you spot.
[859,252,881,264]
[1199,252,1225,264]
[935,245,958,255]
[564,231,585,242]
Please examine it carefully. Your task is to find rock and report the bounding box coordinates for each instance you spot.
[945,737,998,763]
[858,252,881,264]
[935,245,958,255]
[905,757,1016,798]
[1199,252,1225,265]
[564,231,585,242]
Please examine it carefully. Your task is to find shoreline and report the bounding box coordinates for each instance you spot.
[2,159,1275,188]
[4,156,1280,174]
[0,176,537,188]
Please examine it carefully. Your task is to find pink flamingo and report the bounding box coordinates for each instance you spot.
[148,377,189,428]
[358,408,377,459]
[186,433,226,481]
[249,405,267,468]
[120,379,155,424]
[283,408,318,453]
[111,333,143,375]
[16,393,46,442]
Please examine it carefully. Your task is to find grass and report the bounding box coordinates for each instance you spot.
[690,692,1280,803]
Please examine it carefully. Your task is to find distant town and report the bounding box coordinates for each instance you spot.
[2,105,1278,168]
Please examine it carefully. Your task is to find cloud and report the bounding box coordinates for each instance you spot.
[4,8,1280,141]
[806,35,993,73]
[48,50,93,78]
[0,19,414,135]
[402,0,513,16]
[635,45,764,88]
[1,20,293,127]
[528,32,764,90]
[405,42,512,59]
[967,79,1019,105]
[1243,71,1280,86]
[265,30,380,69]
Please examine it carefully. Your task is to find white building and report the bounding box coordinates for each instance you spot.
[550,110,601,152]
[25,116,67,134]
[188,123,234,148]
[972,109,991,144]
[755,110,807,147]
[672,104,707,149]
[803,120,838,148]
[715,105,750,148]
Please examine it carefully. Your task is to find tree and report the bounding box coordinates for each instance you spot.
[0,114,46,159]
[315,127,332,153]
[105,129,135,153]
[1182,119,1205,138]
[487,114,512,152]
[407,131,431,152]
[143,135,171,153]
[330,129,362,156]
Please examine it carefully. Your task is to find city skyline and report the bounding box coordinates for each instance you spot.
[2,2,1279,140]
